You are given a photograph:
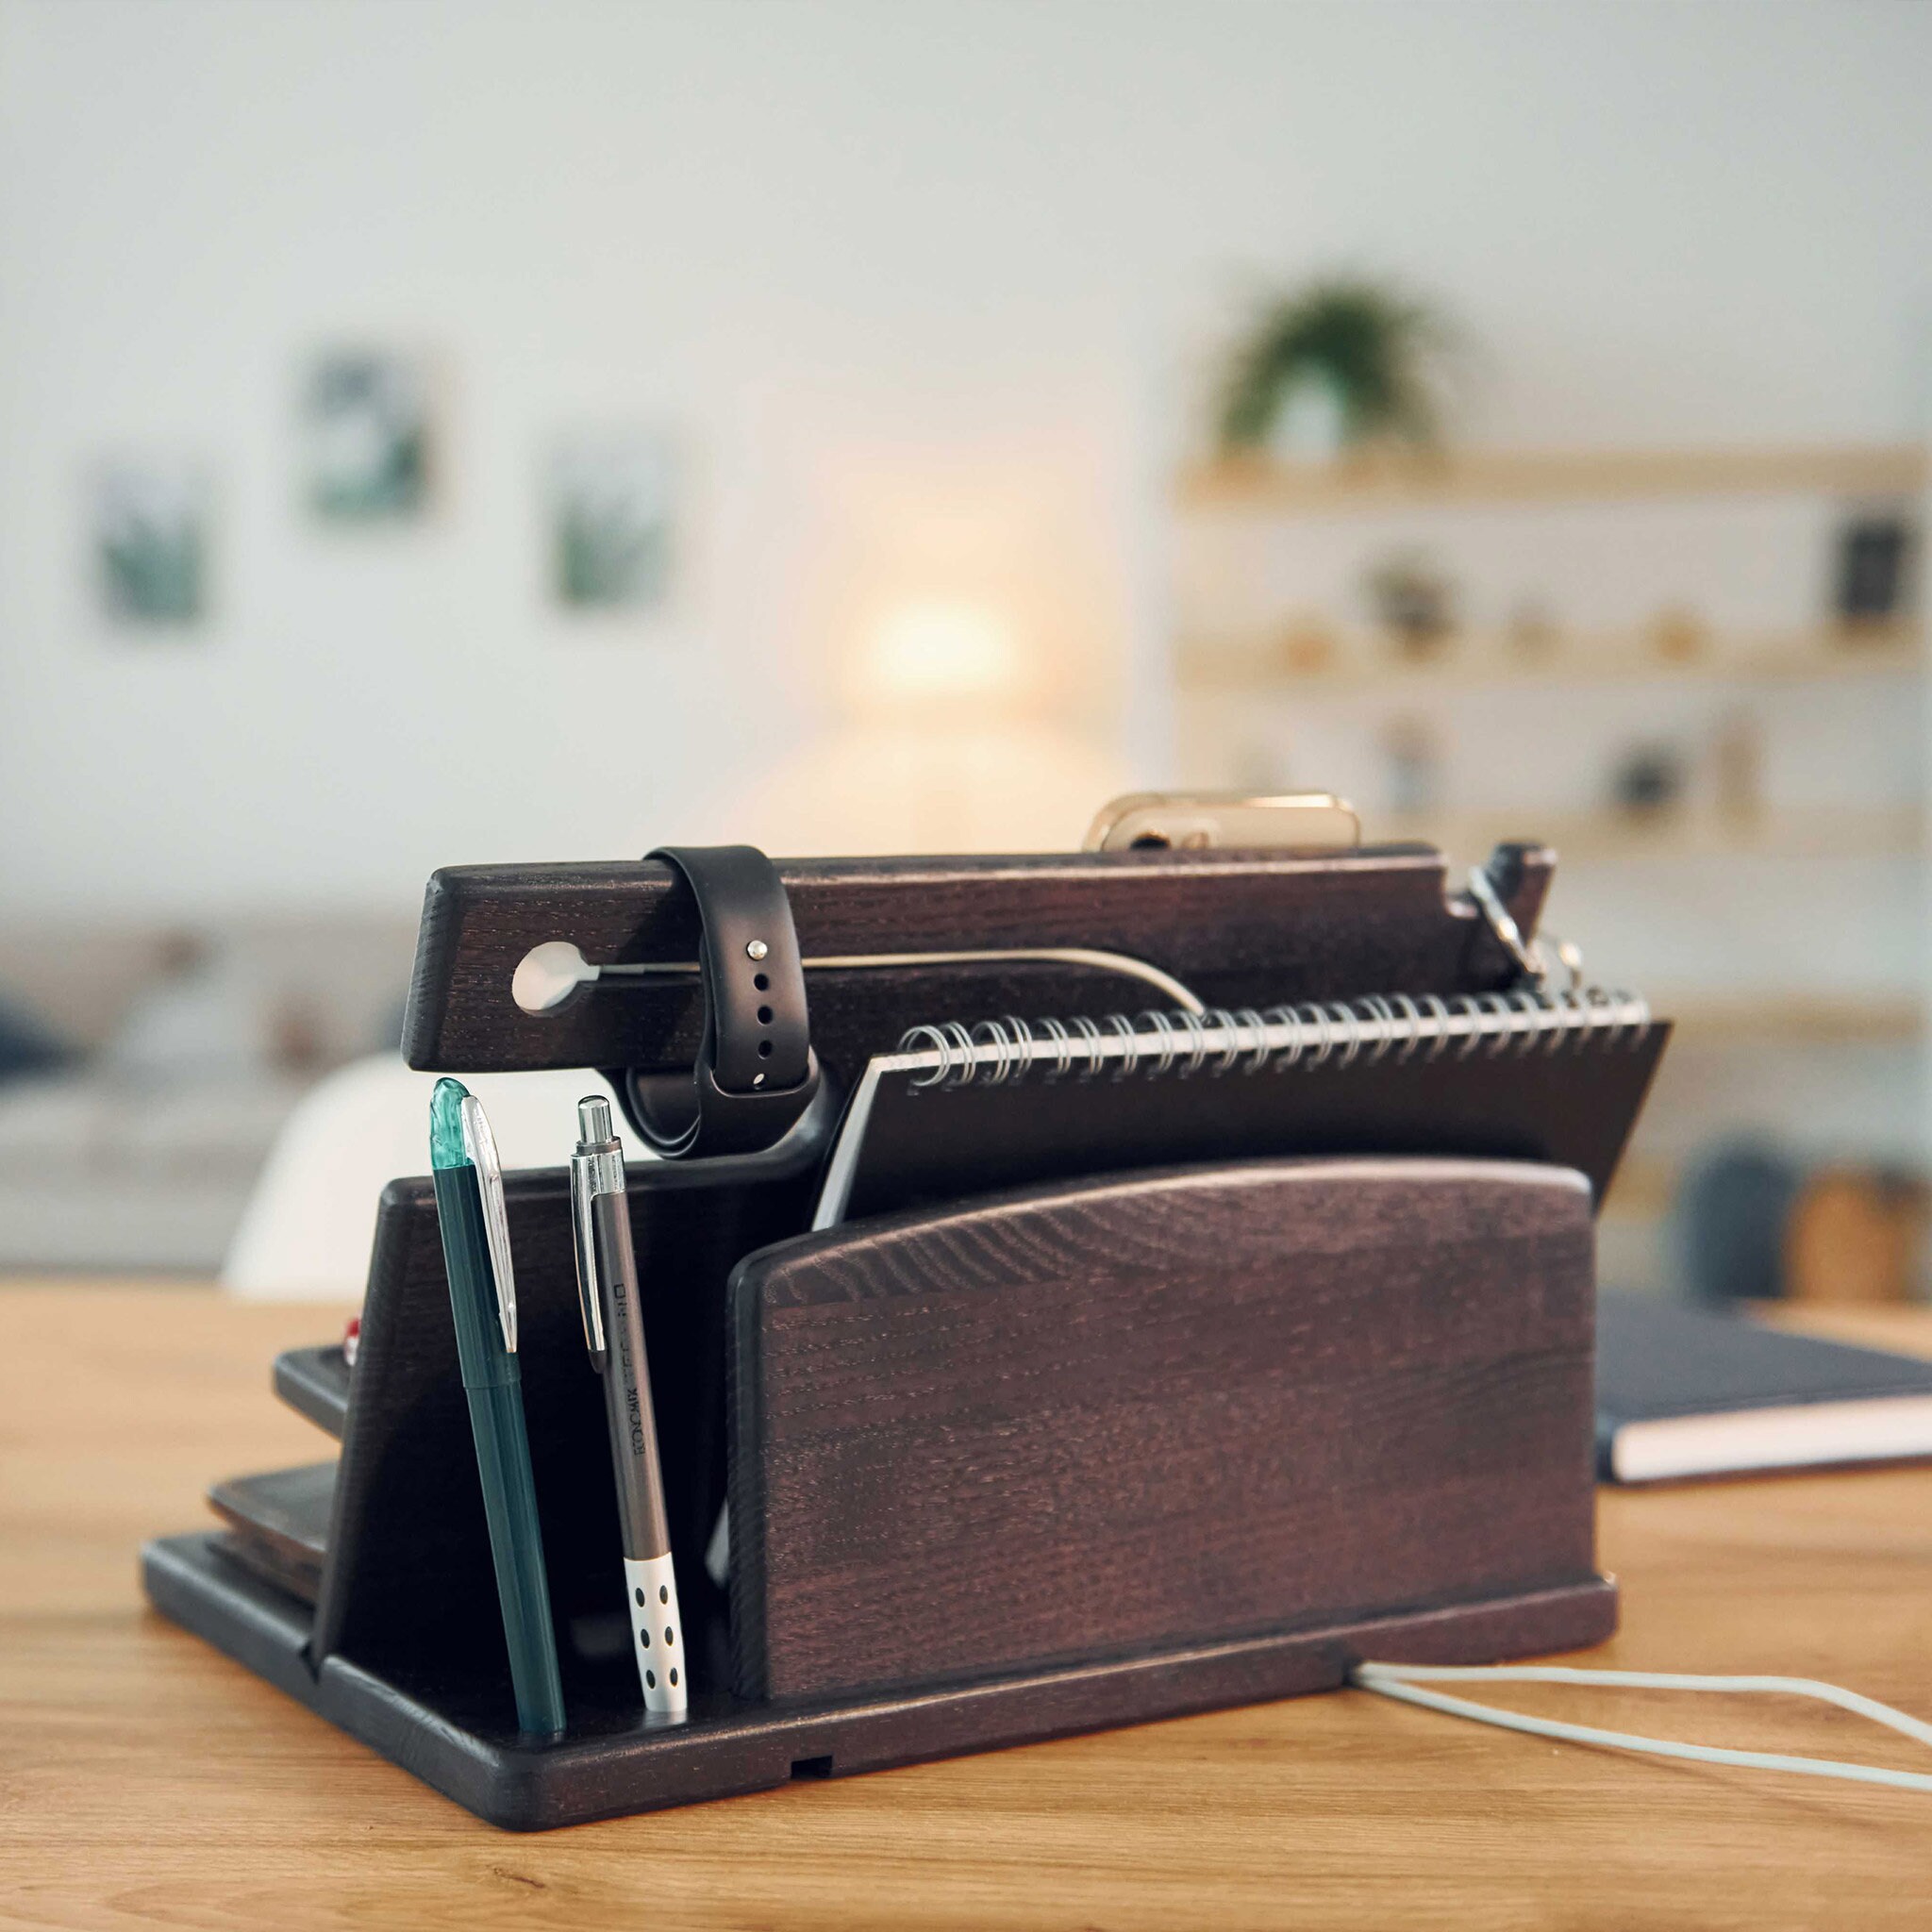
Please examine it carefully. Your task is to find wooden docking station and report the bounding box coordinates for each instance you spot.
[145,844,1647,1828]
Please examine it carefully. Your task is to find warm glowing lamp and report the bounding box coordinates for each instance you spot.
[724,596,1124,854]
[850,600,1030,719]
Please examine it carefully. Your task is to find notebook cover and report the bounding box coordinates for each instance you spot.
[1595,1291,1932,1480]
[830,1025,1666,1224]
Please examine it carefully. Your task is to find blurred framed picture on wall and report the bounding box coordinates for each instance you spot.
[301,348,434,521]
[546,431,674,612]
[92,458,209,629]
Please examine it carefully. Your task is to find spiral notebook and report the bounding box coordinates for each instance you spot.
[812,988,1668,1228]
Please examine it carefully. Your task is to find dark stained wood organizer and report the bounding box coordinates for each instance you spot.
[143,841,1651,1829]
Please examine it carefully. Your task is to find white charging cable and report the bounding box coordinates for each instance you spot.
[1351,1662,1932,1796]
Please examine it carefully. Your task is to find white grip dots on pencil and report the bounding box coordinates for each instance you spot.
[625,1552,687,1718]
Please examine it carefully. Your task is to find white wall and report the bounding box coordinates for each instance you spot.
[3,0,1928,916]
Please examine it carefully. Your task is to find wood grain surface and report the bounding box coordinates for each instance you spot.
[733,1158,1601,1701]
[8,1284,1932,1929]
[400,844,1551,1076]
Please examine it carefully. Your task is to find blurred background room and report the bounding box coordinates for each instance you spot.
[0,0,1926,1304]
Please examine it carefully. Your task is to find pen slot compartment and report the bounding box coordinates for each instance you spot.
[305,1156,818,1714]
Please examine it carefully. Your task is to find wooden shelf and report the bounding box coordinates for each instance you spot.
[1598,1158,1676,1221]
[1601,1128,1932,1224]
[1175,626,1923,697]
[1657,993,1924,1045]
[1178,443,1930,512]
[1371,806,1924,864]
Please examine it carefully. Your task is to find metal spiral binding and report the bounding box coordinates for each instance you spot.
[895,986,1651,1091]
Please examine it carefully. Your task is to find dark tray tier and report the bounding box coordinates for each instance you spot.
[273,1346,351,1439]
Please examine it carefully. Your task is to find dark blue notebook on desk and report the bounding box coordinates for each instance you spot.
[1596,1291,1932,1483]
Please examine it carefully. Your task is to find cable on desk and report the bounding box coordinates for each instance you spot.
[1351,1662,1932,1796]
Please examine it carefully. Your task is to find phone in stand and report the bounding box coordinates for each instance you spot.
[1084,791,1361,853]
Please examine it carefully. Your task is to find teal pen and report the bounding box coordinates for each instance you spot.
[429,1077,567,1736]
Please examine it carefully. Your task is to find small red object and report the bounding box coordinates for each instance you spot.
[342,1315,361,1368]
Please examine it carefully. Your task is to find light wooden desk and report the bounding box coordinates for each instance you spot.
[5,1285,1931,1930]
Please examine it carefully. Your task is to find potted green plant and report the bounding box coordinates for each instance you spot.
[1215,278,1452,459]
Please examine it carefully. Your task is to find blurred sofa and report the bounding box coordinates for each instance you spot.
[0,919,416,1274]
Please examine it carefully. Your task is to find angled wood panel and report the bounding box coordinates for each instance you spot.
[731,1156,1600,1702]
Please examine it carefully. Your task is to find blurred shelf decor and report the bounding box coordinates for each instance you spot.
[1374,805,1924,864]
[1170,437,1928,1297]
[1657,992,1925,1044]
[1179,442,1929,509]
[1213,278,1453,463]
[1177,625,1921,696]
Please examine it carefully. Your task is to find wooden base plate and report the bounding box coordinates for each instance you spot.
[144,1532,1615,1832]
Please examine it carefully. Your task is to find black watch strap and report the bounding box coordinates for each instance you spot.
[619,844,819,1158]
